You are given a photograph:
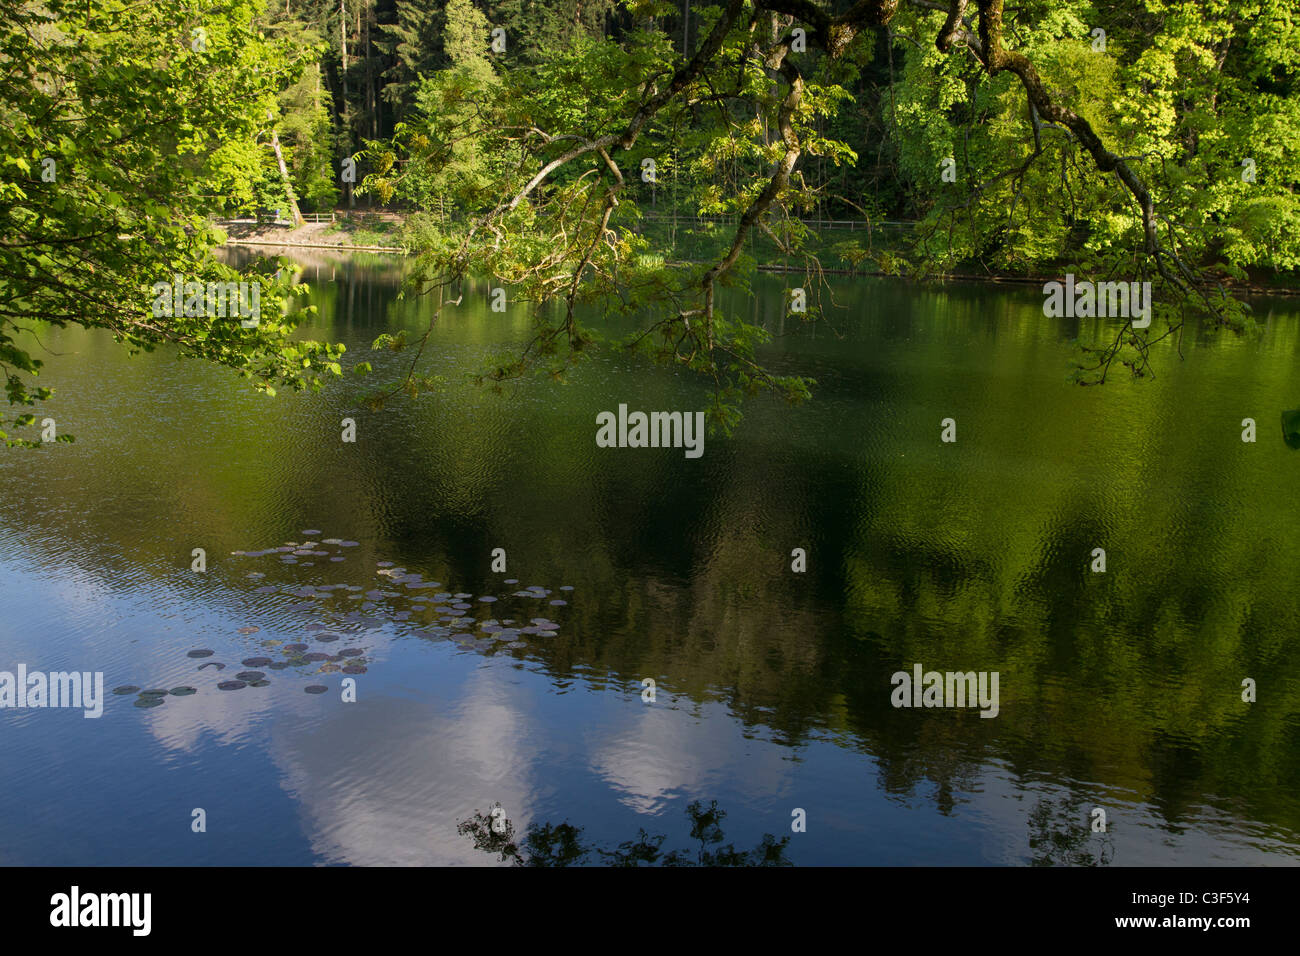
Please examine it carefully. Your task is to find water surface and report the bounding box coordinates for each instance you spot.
[1,251,1298,865]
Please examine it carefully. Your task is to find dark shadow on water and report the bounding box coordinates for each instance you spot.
[1027,796,1115,866]
[458,800,793,867]
[1282,408,1300,449]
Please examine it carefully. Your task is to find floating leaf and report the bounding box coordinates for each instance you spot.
[169,686,197,696]
[186,649,214,658]
[218,680,247,691]
[112,685,140,695]
[304,685,328,694]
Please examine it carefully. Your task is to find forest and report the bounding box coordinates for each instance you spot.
[4,0,1299,441]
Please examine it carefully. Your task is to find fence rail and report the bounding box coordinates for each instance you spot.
[635,212,914,231]
[212,212,336,225]
[212,211,914,231]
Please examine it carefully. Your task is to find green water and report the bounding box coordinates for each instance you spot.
[0,250,1297,865]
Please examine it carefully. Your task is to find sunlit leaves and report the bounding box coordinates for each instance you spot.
[0,0,346,446]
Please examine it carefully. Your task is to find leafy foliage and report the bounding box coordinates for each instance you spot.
[0,0,345,445]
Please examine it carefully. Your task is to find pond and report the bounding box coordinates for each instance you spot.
[1,249,1298,865]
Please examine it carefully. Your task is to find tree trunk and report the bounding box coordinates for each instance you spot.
[270,130,304,227]
[340,0,353,208]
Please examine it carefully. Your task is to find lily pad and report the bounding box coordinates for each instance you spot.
[304,685,329,694]
[341,665,368,674]
[249,679,271,688]
[283,643,309,652]
[186,649,214,658]
[169,686,197,696]
[197,661,226,671]
[134,697,165,708]
[237,626,260,635]
[217,680,247,691]
[241,657,273,667]
[112,685,140,695]
[139,689,169,697]
[337,648,364,657]
[235,671,265,682]
[303,652,329,662]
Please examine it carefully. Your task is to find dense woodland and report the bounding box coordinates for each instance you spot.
[4,1,1300,443]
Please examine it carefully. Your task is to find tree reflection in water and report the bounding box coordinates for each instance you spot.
[1028,796,1115,866]
[459,800,793,867]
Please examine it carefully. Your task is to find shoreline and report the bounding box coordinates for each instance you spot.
[216,225,1300,298]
